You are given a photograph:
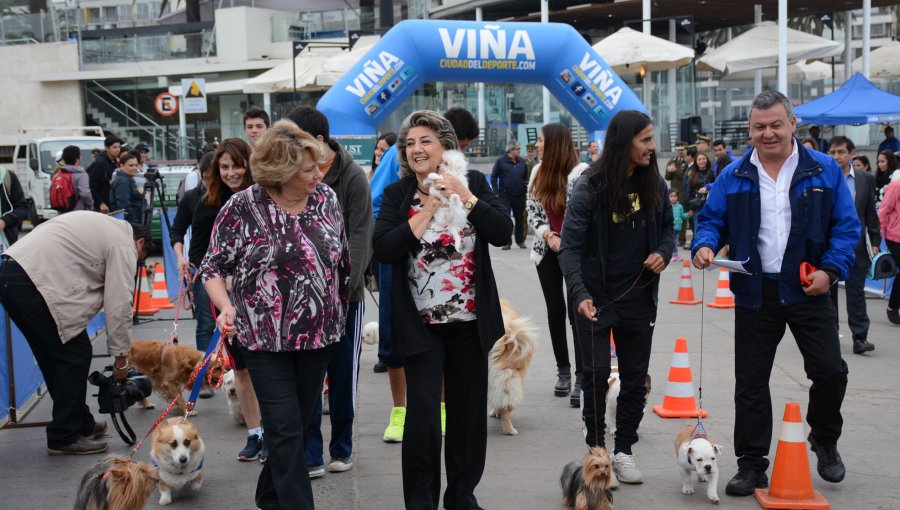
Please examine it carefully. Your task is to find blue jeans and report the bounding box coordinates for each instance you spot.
[305,301,363,465]
[193,277,215,352]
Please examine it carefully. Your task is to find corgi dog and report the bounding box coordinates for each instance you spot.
[150,418,205,506]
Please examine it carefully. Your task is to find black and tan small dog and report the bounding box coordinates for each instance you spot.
[74,455,158,510]
[560,447,615,510]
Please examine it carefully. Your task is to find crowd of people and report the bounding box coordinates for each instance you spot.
[1,88,900,510]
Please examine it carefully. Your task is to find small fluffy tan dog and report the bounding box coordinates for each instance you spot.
[150,418,205,506]
[220,369,244,425]
[488,299,538,436]
[675,425,723,503]
[129,340,225,414]
[73,455,158,510]
[560,447,614,510]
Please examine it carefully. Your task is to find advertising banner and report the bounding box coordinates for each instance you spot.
[318,20,646,136]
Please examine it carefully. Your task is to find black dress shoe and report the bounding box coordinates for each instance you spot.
[808,436,846,483]
[501,245,511,251]
[373,361,387,373]
[517,242,527,249]
[852,339,874,354]
[555,370,572,397]
[725,469,768,496]
[888,307,900,325]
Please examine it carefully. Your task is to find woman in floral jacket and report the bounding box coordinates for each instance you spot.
[202,120,349,510]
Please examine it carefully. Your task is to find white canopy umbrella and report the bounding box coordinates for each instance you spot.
[852,40,900,78]
[242,46,343,94]
[315,35,381,88]
[592,26,694,73]
[697,21,843,74]
[724,60,838,82]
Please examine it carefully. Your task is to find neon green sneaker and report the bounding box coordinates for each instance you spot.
[441,402,446,437]
[383,406,406,443]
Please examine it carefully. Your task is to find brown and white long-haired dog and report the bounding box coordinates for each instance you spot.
[129,340,226,414]
[560,447,615,510]
[487,299,538,436]
[74,455,158,510]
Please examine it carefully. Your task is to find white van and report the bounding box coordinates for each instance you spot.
[13,127,105,224]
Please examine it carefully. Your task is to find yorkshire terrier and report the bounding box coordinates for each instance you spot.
[560,447,615,510]
[73,455,158,510]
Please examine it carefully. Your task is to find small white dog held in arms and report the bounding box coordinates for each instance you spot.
[675,424,723,503]
[424,149,470,249]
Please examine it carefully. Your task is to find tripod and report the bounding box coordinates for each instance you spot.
[132,170,180,325]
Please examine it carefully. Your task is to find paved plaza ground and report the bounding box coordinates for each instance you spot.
[2,240,899,509]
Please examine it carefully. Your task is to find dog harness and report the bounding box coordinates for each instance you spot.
[151,457,204,475]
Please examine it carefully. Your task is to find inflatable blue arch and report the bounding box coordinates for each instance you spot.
[318,19,647,137]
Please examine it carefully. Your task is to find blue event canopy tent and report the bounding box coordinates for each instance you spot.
[795,72,900,125]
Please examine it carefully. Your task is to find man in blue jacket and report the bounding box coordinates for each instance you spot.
[692,91,859,497]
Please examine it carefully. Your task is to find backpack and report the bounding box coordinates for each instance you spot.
[50,170,77,212]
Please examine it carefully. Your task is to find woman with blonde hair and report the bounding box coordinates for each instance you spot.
[202,120,350,510]
[374,110,511,510]
[526,122,589,406]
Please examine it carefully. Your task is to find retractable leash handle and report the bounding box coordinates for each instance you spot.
[799,262,818,287]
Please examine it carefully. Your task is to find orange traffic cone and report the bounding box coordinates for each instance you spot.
[133,267,159,316]
[707,268,735,309]
[670,260,702,305]
[652,337,707,418]
[755,402,830,509]
[150,263,174,309]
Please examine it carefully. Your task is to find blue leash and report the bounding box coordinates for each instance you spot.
[186,329,222,407]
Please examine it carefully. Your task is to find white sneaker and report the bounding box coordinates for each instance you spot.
[608,467,620,490]
[327,457,352,472]
[612,452,643,484]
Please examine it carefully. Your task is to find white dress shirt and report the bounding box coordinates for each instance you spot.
[752,141,799,273]
[844,167,856,203]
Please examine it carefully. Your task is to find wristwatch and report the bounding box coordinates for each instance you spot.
[464,195,478,211]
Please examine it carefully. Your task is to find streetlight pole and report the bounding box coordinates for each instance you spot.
[292,41,305,104]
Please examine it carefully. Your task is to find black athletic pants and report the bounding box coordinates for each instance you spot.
[575,297,655,454]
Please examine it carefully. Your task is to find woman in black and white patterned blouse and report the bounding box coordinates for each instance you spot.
[374,110,512,510]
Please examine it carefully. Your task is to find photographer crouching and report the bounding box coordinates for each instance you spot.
[0,211,153,455]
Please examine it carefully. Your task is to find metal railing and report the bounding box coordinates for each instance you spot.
[85,82,195,158]
[274,8,362,42]
[81,29,216,63]
[0,11,61,44]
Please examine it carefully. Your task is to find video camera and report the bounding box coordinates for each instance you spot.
[88,366,152,444]
[143,165,162,183]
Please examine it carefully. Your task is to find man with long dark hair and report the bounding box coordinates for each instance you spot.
[559,110,675,485]
[693,90,859,497]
